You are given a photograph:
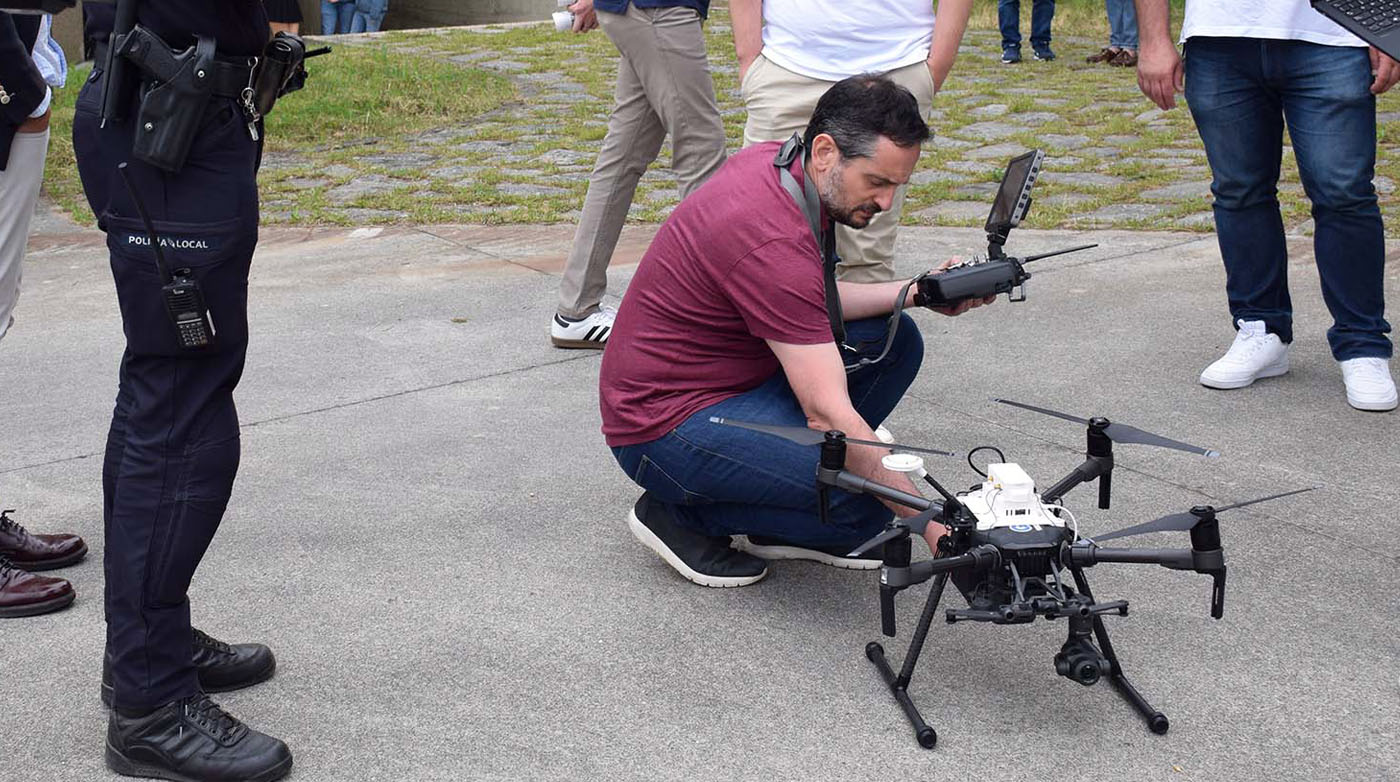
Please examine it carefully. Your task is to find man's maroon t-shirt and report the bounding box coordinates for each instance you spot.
[599,142,835,447]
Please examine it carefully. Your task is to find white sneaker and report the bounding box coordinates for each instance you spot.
[1339,357,1397,411]
[1199,319,1289,389]
[550,306,616,349]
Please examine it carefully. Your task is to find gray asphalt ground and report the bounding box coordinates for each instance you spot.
[1,205,1397,781]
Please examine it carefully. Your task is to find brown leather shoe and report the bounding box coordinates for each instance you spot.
[1086,46,1119,63]
[1110,48,1138,67]
[0,509,88,571]
[0,556,76,618]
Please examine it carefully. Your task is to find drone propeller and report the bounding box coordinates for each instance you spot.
[992,398,1220,458]
[1092,487,1317,542]
[847,507,941,557]
[708,417,955,457]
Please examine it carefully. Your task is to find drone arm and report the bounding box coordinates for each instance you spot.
[1069,544,1194,569]
[1067,543,1228,618]
[1040,455,1112,505]
[884,544,1000,589]
[818,467,937,514]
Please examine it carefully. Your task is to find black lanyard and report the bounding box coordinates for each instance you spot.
[772,135,922,374]
[772,134,846,347]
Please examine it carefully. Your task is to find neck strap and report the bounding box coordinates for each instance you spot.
[773,133,846,346]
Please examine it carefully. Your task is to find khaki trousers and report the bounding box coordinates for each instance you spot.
[741,55,935,283]
[556,4,727,318]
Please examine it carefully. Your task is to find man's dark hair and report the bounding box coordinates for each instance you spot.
[802,74,930,159]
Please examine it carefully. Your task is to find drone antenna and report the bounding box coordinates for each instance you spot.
[1019,243,1098,265]
[920,473,962,513]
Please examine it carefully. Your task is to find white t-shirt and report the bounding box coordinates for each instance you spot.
[1180,0,1366,47]
[761,0,935,82]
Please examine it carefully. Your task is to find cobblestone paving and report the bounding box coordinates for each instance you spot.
[257,7,1400,237]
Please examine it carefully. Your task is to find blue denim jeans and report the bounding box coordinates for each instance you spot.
[1106,0,1137,49]
[612,315,924,549]
[349,0,388,33]
[1185,37,1391,360]
[321,0,354,34]
[998,0,1055,50]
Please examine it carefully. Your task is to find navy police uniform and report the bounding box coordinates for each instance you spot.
[73,1,267,713]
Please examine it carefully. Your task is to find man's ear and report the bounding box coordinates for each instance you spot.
[809,133,841,175]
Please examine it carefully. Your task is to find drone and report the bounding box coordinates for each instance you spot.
[715,400,1313,749]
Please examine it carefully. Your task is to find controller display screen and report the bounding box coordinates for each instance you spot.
[986,150,1043,233]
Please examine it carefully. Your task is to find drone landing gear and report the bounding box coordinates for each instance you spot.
[866,567,1169,749]
[865,572,951,749]
[1070,566,1170,735]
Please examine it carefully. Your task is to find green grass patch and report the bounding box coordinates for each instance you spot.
[41,0,1400,236]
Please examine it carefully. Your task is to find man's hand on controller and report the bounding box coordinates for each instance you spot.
[923,257,996,317]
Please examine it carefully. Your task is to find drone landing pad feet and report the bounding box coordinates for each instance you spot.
[1108,671,1170,735]
[866,642,938,748]
[864,572,953,749]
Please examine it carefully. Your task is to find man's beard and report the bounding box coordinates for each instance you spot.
[819,163,882,229]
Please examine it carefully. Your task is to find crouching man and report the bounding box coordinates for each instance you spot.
[599,75,991,587]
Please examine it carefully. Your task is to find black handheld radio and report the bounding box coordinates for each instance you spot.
[117,163,216,351]
[915,149,1096,307]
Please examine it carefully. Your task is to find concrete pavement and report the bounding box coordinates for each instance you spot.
[1,207,1396,780]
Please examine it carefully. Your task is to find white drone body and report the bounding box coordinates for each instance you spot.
[959,463,1066,531]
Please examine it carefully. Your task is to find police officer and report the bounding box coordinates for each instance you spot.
[72,2,292,779]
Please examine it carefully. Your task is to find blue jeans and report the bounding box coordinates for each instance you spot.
[349,0,388,33]
[998,0,1055,50]
[611,315,924,549]
[321,0,354,34]
[1185,37,1391,360]
[1106,0,1137,49]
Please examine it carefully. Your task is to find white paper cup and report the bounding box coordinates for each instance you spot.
[552,11,574,31]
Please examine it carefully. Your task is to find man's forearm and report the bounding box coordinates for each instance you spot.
[926,0,973,92]
[836,279,915,321]
[731,0,763,72]
[1134,0,1173,48]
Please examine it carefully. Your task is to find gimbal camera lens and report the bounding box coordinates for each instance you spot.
[1054,637,1109,687]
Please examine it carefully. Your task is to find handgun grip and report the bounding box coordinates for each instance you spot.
[116,26,183,83]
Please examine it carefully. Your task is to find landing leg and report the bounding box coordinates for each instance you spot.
[1071,567,1170,734]
[864,572,949,748]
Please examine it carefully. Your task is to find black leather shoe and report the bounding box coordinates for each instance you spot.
[0,509,88,571]
[626,493,767,587]
[106,694,293,782]
[102,628,277,707]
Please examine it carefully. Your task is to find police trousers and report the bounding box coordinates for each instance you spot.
[72,73,261,711]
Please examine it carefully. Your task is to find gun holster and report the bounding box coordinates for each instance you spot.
[114,25,216,173]
[250,32,310,120]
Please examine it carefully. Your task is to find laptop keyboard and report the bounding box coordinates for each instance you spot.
[1332,0,1400,34]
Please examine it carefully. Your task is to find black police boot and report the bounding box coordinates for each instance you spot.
[626,493,768,587]
[102,628,277,707]
[106,693,293,782]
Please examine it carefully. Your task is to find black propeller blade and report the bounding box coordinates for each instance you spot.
[992,398,1221,458]
[708,417,955,457]
[848,526,908,557]
[1093,487,1317,542]
[847,507,941,557]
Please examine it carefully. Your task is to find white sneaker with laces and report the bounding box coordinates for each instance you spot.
[1339,357,1397,411]
[551,306,616,349]
[1199,319,1289,389]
